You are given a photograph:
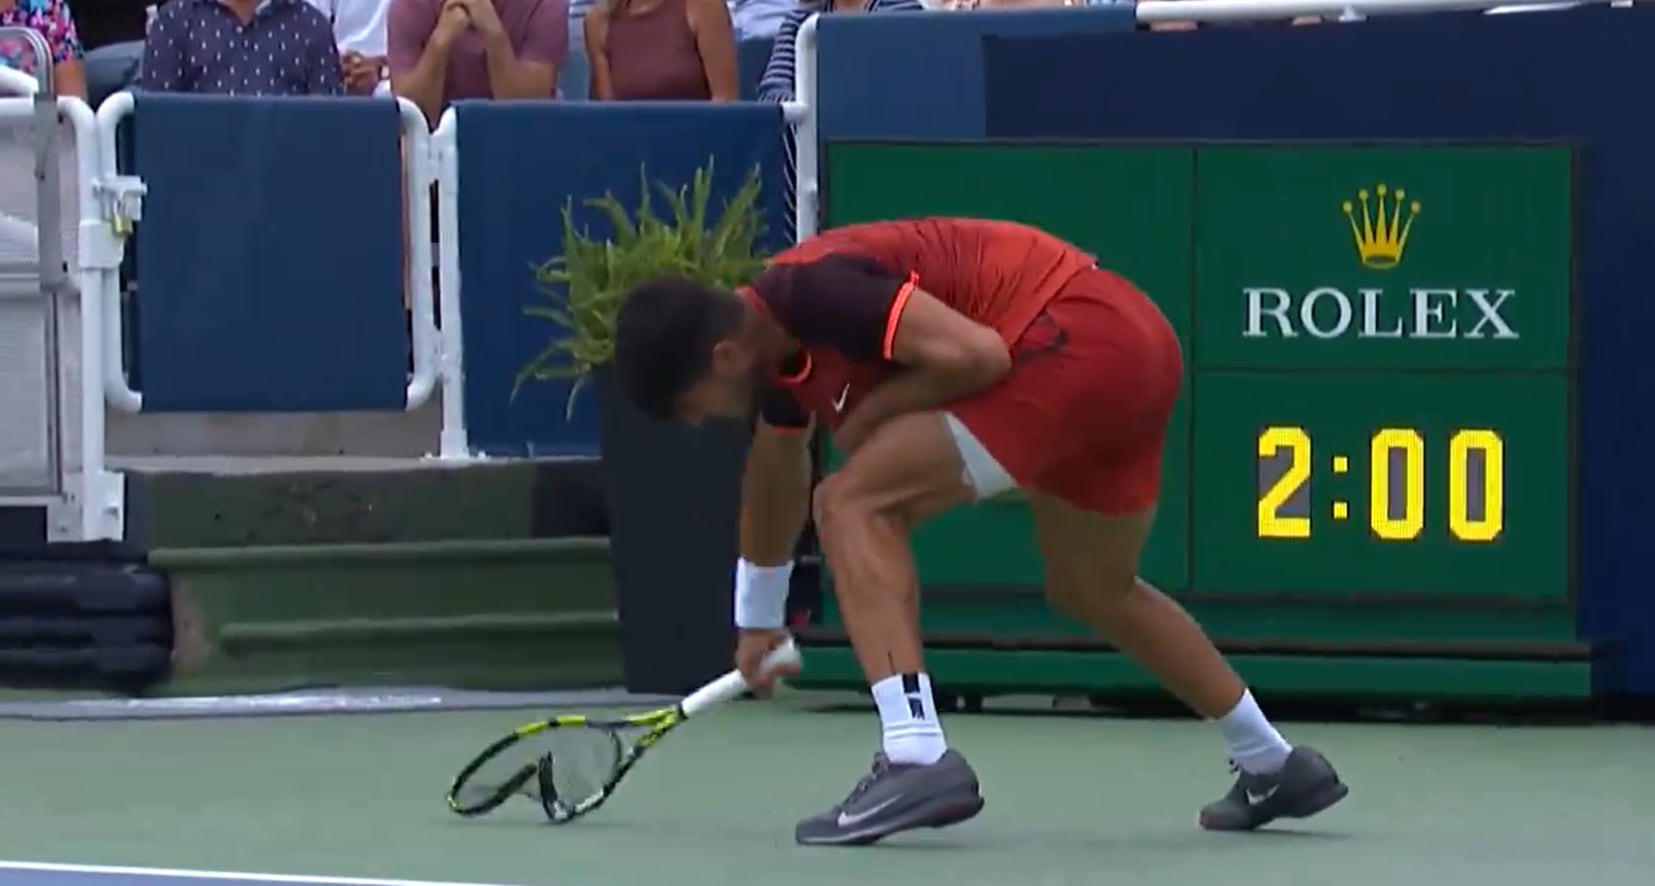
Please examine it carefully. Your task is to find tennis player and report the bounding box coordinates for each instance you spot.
[611,217,1349,846]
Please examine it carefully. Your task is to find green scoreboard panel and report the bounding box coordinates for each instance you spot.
[822,142,1575,605]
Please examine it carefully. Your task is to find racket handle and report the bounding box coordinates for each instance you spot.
[680,637,801,718]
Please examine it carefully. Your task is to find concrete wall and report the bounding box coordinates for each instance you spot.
[106,395,445,458]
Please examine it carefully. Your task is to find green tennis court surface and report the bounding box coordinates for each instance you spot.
[1,698,1650,886]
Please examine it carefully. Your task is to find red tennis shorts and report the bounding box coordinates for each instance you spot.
[948,268,1183,515]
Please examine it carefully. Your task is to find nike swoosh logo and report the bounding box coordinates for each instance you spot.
[832,384,851,413]
[1246,785,1280,804]
[836,796,899,827]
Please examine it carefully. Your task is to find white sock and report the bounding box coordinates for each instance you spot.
[872,673,947,765]
[1216,689,1293,774]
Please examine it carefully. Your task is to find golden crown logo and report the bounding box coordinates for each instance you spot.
[1341,183,1421,269]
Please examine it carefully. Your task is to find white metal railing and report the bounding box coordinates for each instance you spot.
[0,27,52,96]
[0,25,121,539]
[62,96,124,540]
[792,14,822,243]
[432,109,471,460]
[0,66,36,96]
[86,91,140,414]
[91,92,441,414]
[399,98,441,410]
[0,109,122,535]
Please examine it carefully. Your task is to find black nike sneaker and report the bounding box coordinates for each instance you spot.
[1199,745,1349,831]
[794,750,985,846]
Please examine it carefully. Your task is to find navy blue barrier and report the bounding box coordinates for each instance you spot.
[132,95,409,412]
[816,8,1135,140]
[980,5,1655,694]
[452,101,790,456]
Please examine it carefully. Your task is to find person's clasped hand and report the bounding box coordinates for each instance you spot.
[432,0,472,46]
[445,0,505,39]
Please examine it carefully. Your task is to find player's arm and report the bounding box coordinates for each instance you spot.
[849,283,1012,431]
[761,254,1010,449]
[733,390,815,630]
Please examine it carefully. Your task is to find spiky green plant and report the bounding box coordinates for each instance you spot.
[514,160,770,417]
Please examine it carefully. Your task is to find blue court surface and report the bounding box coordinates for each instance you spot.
[0,864,520,886]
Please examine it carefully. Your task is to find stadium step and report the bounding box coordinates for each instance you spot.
[155,537,621,697]
[119,454,608,548]
[0,458,622,697]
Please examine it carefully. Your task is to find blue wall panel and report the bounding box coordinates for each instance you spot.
[132,95,408,412]
[815,8,1134,141]
[452,101,790,456]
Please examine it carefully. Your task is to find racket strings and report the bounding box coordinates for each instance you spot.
[540,723,651,819]
[449,735,554,813]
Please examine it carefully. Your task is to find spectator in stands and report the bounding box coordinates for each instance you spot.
[0,0,87,98]
[755,0,917,108]
[571,0,785,61]
[758,0,921,229]
[388,0,569,126]
[584,0,737,100]
[141,0,345,95]
[307,0,395,94]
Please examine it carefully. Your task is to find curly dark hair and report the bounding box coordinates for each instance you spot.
[612,277,749,420]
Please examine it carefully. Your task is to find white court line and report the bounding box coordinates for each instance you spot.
[0,861,526,886]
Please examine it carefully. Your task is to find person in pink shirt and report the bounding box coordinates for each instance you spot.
[0,0,86,98]
[387,0,569,126]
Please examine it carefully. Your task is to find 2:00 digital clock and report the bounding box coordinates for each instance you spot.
[1190,372,1570,600]
[1256,425,1504,543]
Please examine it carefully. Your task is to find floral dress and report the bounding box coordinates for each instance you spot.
[0,0,84,79]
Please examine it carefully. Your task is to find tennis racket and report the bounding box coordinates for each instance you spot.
[446,637,801,823]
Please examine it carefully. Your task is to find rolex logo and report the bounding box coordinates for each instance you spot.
[1342,183,1421,270]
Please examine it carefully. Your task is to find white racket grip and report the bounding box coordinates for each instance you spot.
[679,637,801,718]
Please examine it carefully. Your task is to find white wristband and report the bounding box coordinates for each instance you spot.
[734,558,794,629]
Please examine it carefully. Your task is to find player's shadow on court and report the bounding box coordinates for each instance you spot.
[436,810,669,832]
[864,827,1353,852]
[430,795,1354,847]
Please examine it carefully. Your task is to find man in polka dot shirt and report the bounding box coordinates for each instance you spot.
[141,0,346,95]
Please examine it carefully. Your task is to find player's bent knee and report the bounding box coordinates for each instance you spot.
[812,473,863,535]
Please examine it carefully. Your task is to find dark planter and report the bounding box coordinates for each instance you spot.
[593,368,751,694]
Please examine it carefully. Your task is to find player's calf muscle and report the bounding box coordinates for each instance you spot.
[1052,568,1244,717]
[1031,498,1245,717]
[815,488,925,678]
[816,415,977,680]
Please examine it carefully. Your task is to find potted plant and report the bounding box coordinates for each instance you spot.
[516,160,772,694]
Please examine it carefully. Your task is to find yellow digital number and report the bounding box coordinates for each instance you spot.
[1450,429,1504,542]
[1370,428,1425,541]
[1257,426,1311,539]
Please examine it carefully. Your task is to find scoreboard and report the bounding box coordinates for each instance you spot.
[820,141,1575,606]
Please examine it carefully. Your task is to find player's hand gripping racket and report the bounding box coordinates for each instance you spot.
[446,637,801,823]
